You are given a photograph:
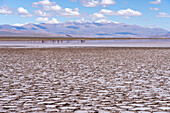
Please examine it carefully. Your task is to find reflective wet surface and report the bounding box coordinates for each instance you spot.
[0,39,170,44]
[0,39,170,48]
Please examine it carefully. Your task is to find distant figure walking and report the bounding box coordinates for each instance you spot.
[80,40,85,43]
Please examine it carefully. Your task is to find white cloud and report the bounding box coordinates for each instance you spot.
[17,7,32,17]
[74,8,79,11]
[74,18,91,23]
[36,17,60,23]
[80,0,99,7]
[117,8,142,18]
[33,0,62,17]
[0,5,12,15]
[149,0,161,4]
[34,10,51,17]
[36,17,49,22]
[80,0,116,7]
[48,18,60,23]
[99,8,142,18]
[33,0,55,6]
[149,7,160,10]
[62,8,80,16]
[95,19,120,24]
[13,23,24,26]
[156,12,170,17]
[13,23,29,26]
[95,19,119,23]
[92,13,105,18]
[43,4,62,11]
[100,9,115,15]
[101,0,116,7]
[95,19,111,23]
[17,7,29,15]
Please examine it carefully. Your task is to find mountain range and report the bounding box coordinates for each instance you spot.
[0,21,169,38]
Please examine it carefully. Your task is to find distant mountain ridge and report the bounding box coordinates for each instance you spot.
[159,33,170,38]
[0,22,169,38]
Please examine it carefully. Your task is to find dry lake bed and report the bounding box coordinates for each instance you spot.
[0,47,170,113]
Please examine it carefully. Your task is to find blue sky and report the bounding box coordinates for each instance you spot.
[0,0,169,31]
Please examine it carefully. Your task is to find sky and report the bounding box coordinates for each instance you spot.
[0,0,169,31]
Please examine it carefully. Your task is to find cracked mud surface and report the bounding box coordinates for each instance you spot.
[0,48,170,113]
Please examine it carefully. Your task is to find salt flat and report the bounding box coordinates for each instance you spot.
[0,48,169,112]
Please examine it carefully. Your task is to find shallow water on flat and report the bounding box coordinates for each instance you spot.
[0,39,170,44]
[0,39,170,48]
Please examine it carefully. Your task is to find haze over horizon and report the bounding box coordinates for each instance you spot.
[0,0,169,31]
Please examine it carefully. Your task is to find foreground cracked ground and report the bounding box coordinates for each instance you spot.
[0,48,170,113]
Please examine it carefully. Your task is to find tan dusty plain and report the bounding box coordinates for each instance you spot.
[0,48,170,112]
